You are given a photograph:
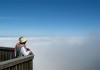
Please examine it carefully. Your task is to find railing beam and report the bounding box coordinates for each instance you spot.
[0,47,34,70]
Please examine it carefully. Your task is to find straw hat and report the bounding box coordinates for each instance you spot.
[20,37,27,43]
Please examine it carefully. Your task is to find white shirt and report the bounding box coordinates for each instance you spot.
[21,47,30,56]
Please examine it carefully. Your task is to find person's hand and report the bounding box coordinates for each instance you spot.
[29,51,34,55]
[27,48,30,51]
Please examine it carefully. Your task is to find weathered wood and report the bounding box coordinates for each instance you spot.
[0,47,34,70]
[0,47,14,51]
[0,55,34,69]
[0,47,14,62]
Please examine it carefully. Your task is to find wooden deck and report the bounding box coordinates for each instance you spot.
[0,47,34,70]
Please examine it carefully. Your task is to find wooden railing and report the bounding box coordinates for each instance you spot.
[0,47,34,70]
[0,47,14,62]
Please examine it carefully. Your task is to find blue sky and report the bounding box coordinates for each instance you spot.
[0,0,100,36]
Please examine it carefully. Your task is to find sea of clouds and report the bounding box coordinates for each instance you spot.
[0,35,100,70]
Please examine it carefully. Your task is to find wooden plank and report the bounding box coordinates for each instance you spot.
[2,50,4,61]
[29,60,33,70]
[26,61,28,70]
[7,67,11,70]
[21,63,23,70]
[0,47,14,51]
[3,50,5,61]
[5,50,7,60]
[0,55,34,69]
[0,47,14,62]
[1,50,2,61]
[0,47,34,70]
[0,49,1,62]
[15,65,17,70]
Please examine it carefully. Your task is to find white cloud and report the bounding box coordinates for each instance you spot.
[0,36,100,70]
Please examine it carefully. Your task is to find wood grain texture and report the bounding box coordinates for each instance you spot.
[0,47,34,70]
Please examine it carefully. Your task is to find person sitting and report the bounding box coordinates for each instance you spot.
[14,37,32,58]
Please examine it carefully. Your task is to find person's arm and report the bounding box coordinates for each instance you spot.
[27,48,30,51]
[21,47,30,56]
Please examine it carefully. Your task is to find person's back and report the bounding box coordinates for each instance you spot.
[14,37,31,58]
[16,44,24,57]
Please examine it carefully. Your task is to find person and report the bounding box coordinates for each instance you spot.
[14,37,32,58]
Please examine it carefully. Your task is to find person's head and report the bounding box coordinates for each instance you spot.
[19,37,27,44]
[19,37,23,41]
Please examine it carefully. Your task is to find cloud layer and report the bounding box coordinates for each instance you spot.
[0,36,100,70]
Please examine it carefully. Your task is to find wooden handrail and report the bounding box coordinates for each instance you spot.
[0,55,34,70]
[0,47,34,70]
[0,47,14,62]
[0,46,14,51]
